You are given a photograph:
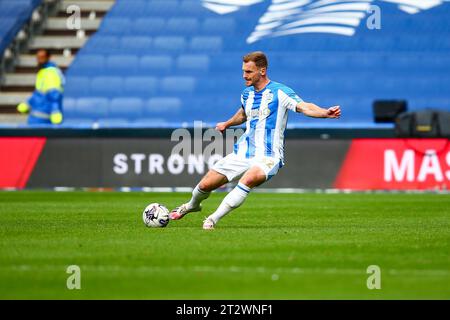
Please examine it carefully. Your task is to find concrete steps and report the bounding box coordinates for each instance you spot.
[60,0,114,12]
[0,93,31,113]
[29,36,88,50]
[17,54,73,68]
[44,17,101,36]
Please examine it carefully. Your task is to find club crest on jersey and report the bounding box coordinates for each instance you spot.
[261,157,275,168]
[264,91,273,104]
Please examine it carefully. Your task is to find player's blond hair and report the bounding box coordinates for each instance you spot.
[243,51,268,69]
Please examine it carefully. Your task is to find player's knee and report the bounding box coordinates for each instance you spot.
[240,178,258,188]
[198,181,213,192]
[240,179,251,187]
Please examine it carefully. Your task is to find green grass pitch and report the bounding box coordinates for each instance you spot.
[0,191,449,299]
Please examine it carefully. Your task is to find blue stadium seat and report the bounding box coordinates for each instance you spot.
[202,18,236,34]
[144,97,182,114]
[176,55,210,73]
[120,36,152,54]
[76,97,109,119]
[91,76,123,97]
[69,55,105,76]
[161,76,196,94]
[62,97,77,119]
[64,76,90,97]
[179,1,209,16]
[81,36,120,54]
[139,55,173,74]
[108,0,147,17]
[99,18,131,35]
[124,77,158,96]
[166,18,199,35]
[189,36,222,52]
[109,97,144,119]
[147,1,178,16]
[153,36,187,53]
[106,55,139,75]
[196,78,238,94]
[132,18,166,36]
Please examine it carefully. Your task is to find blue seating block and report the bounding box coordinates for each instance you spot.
[76,97,109,119]
[189,36,223,52]
[109,97,144,119]
[145,97,182,115]
[140,55,173,74]
[91,76,123,96]
[176,55,210,72]
[161,76,196,94]
[99,18,131,35]
[65,76,90,96]
[106,55,139,75]
[132,18,166,35]
[62,0,450,128]
[166,18,199,35]
[153,36,187,53]
[120,36,152,54]
[124,77,158,96]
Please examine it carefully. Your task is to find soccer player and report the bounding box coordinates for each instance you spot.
[170,51,341,230]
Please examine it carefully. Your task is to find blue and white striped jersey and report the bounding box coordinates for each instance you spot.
[234,81,302,164]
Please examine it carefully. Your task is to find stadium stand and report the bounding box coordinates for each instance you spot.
[60,0,450,129]
[2,0,450,128]
[0,0,114,124]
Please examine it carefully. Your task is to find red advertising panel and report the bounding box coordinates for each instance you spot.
[335,139,450,190]
[0,138,46,188]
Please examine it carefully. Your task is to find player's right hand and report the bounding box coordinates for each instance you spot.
[327,106,341,118]
[215,122,228,133]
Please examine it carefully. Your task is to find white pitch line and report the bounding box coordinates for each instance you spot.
[2,265,449,277]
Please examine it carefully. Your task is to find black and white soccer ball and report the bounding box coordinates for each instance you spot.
[142,203,170,228]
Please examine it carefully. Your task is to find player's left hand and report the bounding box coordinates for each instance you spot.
[50,112,63,124]
[327,106,341,118]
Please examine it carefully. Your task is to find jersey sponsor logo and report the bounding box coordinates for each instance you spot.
[247,104,271,119]
[202,0,449,43]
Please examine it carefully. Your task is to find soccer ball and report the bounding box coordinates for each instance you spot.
[142,203,170,228]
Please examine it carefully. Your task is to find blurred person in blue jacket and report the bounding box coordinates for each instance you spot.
[17,49,65,125]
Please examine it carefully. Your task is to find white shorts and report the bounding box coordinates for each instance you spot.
[212,152,283,182]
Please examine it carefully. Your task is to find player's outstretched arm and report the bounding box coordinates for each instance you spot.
[216,107,247,132]
[296,102,341,119]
